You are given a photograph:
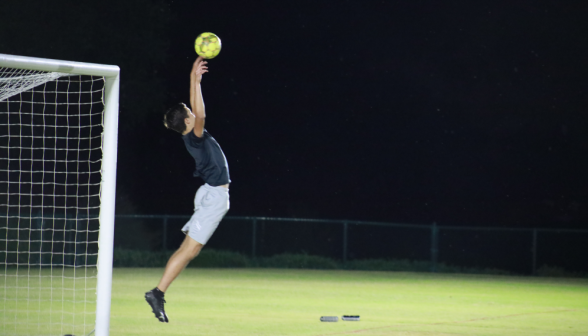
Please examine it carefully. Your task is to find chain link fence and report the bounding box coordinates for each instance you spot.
[115,214,588,275]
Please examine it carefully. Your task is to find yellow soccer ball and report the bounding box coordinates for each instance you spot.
[194,32,222,59]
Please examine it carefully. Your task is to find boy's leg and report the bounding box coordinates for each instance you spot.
[145,184,228,322]
[145,235,203,323]
[158,235,203,292]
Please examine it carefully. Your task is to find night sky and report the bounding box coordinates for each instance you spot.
[2,0,587,228]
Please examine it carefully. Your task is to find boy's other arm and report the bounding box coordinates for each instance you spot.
[190,57,208,137]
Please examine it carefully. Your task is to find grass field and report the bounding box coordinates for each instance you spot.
[111,268,588,336]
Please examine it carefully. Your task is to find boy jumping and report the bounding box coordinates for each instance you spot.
[144,56,231,323]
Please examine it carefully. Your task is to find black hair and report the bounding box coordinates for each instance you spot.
[163,103,188,134]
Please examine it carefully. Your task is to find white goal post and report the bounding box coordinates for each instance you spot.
[0,53,119,336]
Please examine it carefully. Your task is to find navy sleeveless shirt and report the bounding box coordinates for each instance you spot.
[182,129,230,186]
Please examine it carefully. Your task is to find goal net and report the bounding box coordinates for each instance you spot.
[0,54,119,336]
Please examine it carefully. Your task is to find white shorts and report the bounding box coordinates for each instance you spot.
[181,183,230,245]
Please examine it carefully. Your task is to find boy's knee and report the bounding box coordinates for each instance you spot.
[189,248,201,259]
[180,236,204,260]
[180,239,203,260]
[177,245,200,260]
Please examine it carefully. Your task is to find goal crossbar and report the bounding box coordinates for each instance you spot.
[0,53,119,78]
[0,53,119,336]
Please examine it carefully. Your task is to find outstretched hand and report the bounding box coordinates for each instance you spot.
[191,56,208,83]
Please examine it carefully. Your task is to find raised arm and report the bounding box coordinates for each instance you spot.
[190,56,208,137]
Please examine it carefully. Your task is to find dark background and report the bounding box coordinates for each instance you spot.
[1,1,587,268]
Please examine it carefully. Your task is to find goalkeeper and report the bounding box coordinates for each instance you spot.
[145,56,231,323]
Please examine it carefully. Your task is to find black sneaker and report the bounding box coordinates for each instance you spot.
[145,288,169,323]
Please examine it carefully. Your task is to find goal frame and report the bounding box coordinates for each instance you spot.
[0,53,119,336]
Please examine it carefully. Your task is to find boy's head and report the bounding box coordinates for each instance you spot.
[163,103,194,134]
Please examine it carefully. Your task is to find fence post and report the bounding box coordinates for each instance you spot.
[532,229,537,275]
[343,222,348,263]
[430,222,438,272]
[64,214,73,266]
[252,218,257,258]
[162,217,168,251]
[32,215,43,266]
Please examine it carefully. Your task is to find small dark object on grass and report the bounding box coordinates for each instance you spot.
[342,315,360,321]
[320,316,338,322]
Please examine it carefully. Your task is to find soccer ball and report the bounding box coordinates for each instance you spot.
[194,32,222,59]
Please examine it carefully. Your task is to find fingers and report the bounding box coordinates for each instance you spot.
[194,56,208,66]
[192,57,205,70]
[191,57,209,80]
[193,58,208,67]
[191,59,209,75]
[197,62,208,73]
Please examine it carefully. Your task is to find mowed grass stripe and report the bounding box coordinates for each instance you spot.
[110,268,588,336]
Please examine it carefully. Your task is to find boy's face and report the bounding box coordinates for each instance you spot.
[183,106,196,134]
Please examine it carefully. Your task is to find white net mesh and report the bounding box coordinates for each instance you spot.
[0,67,105,336]
[0,69,69,103]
